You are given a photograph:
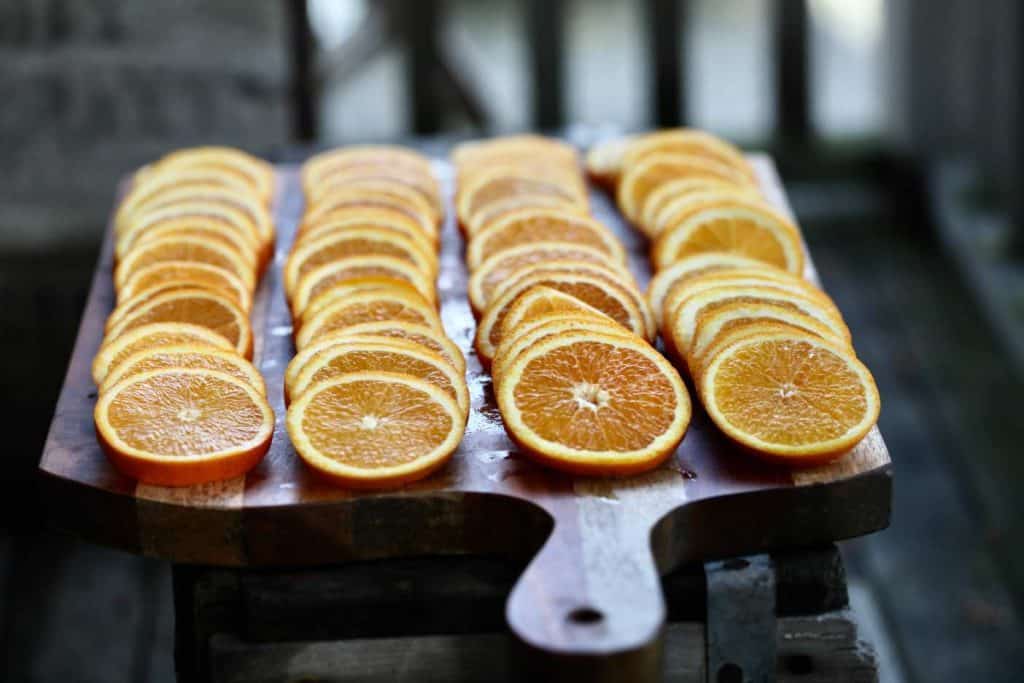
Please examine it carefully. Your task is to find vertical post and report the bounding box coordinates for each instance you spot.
[401,0,445,134]
[647,0,686,127]
[774,0,812,144]
[526,0,565,130]
[286,0,317,142]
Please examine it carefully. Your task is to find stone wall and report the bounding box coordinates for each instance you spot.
[0,0,291,249]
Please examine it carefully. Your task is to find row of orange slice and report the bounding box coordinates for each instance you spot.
[93,147,277,486]
[457,136,691,475]
[588,129,807,276]
[284,146,467,489]
[595,129,880,464]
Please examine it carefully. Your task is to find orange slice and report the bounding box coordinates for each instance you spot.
[668,285,850,359]
[287,322,465,392]
[457,161,583,194]
[457,168,587,228]
[617,153,756,224]
[468,243,629,315]
[117,169,255,225]
[309,178,439,223]
[95,368,273,486]
[621,130,755,182]
[647,254,779,330]
[100,344,266,396]
[105,289,253,358]
[117,261,253,312]
[466,208,626,271]
[297,277,425,328]
[638,178,757,233]
[117,201,267,262]
[117,210,262,259]
[496,331,690,475]
[297,207,437,254]
[465,195,588,237]
[115,186,274,247]
[152,146,275,204]
[694,320,826,377]
[116,216,260,268]
[286,372,465,489]
[496,285,618,342]
[660,269,840,334]
[288,340,468,416]
[302,146,434,191]
[700,331,879,463]
[296,289,442,350]
[493,316,632,387]
[114,236,256,292]
[646,187,767,239]
[107,286,238,334]
[284,228,437,298]
[290,256,437,318]
[689,301,852,373]
[652,204,805,273]
[453,135,579,172]
[302,321,465,375]
[92,322,235,385]
[301,189,436,242]
[490,261,652,339]
[475,271,650,364]
[308,175,442,220]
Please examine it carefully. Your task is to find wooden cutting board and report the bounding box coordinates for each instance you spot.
[39,153,890,668]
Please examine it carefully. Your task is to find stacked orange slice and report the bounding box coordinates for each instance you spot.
[457,135,691,475]
[587,129,807,276]
[285,146,467,489]
[93,147,276,485]
[594,130,881,464]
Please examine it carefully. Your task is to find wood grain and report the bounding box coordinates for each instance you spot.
[38,151,891,667]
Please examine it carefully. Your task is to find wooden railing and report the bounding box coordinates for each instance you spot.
[286,0,814,145]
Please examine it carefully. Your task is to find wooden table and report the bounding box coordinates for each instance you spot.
[39,151,891,682]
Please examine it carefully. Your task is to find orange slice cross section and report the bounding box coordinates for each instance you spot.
[95,368,274,486]
[496,331,691,475]
[288,340,468,417]
[468,244,629,315]
[296,289,442,350]
[105,290,253,359]
[92,322,236,385]
[286,372,465,489]
[100,344,265,396]
[466,208,626,271]
[700,331,879,463]
[652,204,805,274]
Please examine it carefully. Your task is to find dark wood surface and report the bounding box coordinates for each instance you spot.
[38,152,891,666]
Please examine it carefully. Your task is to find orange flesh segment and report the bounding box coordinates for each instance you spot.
[102,371,267,457]
[703,335,878,458]
[513,340,676,451]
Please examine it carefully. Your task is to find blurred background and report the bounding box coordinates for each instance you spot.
[2,0,1023,680]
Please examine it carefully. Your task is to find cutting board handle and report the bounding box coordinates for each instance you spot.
[505,494,667,679]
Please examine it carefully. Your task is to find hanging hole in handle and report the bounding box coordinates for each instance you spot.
[722,558,750,571]
[567,606,604,625]
[717,662,743,683]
